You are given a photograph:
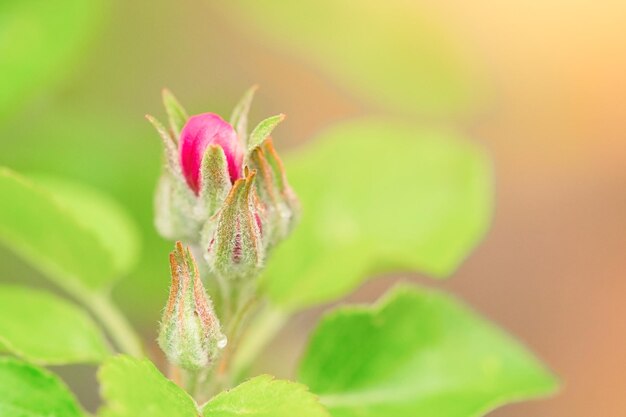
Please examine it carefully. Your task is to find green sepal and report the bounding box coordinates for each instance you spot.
[249,140,299,247]
[199,144,232,218]
[230,85,259,147]
[261,139,300,231]
[247,114,286,153]
[162,88,189,138]
[148,110,202,242]
[154,172,201,242]
[146,114,179,175]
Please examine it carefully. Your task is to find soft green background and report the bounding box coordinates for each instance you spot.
[0,1,560,416]
[0,0,489,327]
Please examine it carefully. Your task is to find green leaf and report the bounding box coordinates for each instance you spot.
[0,357,85,417]
[248,114,286,152]
[222,1,484,116]
[202,375,329,417]
[262,120,492,311]
[0,0,105,123]
[0,285,110,364]
[0,168,116,291]
[299,285,559,417]
[99,355,198,417]
[32,175,142,278]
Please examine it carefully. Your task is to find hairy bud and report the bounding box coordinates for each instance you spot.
[149,87,298,282]
[202,170,265,280]
[158,242,226,370]
[249,138,300,247]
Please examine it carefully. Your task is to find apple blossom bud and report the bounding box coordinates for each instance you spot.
[149,95,242,242]
[202,170,265,280]
[158,242,226,370]
[150,87,298,281]
[249,138,299,247]
[148,112,201,242]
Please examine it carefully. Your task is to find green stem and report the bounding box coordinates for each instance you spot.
[227,294,258,344]
[229,305,288,383]
[185,369,201,398]
[217,274,233,324]
[86,293,144,357]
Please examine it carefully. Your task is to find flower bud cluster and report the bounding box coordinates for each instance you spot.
[148,87,299,281]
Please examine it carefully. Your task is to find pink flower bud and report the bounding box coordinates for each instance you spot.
[179,113,244,194]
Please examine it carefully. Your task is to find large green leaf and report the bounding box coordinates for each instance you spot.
[299,285,558,417]
[0,0,104,122]
[0,168,116,291]
[0,285,111,364]
[202,375,329,417]
[0,111,167,323]
[33,175,141,278]
[222,1,483,116]
[262,120,492,311]
[0,357,85,417]
[98,355,198,417]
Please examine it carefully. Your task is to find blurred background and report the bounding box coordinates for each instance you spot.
[1,0,625,415]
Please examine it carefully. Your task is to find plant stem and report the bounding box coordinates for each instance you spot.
[217,274,233,324]
[227,294,258,345]
[229,305,288,383]
[86,293,144,357]
[185,369,201,398]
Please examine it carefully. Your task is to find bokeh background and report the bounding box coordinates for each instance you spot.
[1,0,625,415]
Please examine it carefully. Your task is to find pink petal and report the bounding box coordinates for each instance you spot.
[179,113,244,194]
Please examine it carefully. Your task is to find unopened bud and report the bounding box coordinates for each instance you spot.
[150,87,298,280]
[158,242,226,370]
[249,138,299,247]
[148,90,203,242]
[180,113,244,194]
[202,170,265,280]
[149,92,246,243]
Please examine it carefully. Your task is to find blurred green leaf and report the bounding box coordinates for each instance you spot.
[0,0,105,123]
[0,285,110,364]
[99,355,197,417]
[32,175,142,278]
[299,284,558,417]
[223,1,484,116]
[262,120,492,311]
[202,375,329,417]
[0,357,85,417]
[0,111,167,324]
[0,168,115,291]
